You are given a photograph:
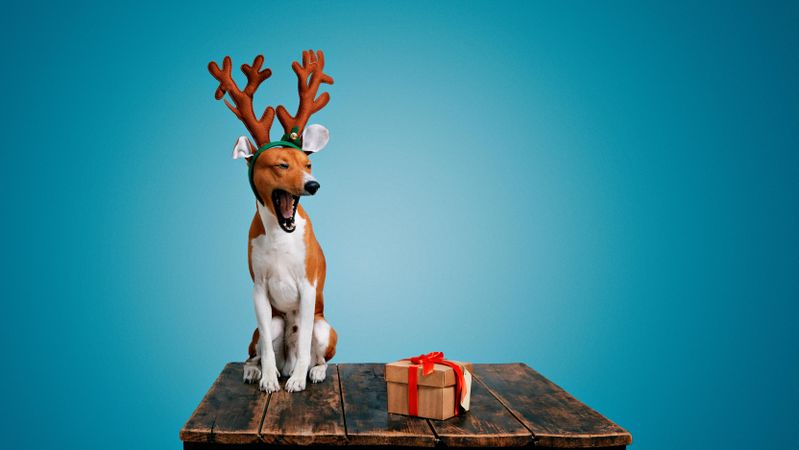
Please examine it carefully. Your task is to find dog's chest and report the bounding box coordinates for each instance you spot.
[250,218,308,312]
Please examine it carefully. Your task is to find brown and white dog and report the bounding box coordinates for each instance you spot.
[209,50,337,393]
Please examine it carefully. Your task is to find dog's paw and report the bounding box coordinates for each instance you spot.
[243,363,262,384]
[309,365,327,383]
[284,374,307,392]
[259,369,281,393]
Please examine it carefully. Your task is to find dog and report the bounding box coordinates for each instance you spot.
[208,50,337,393]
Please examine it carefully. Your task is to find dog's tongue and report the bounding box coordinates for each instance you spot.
[279,192,293,219]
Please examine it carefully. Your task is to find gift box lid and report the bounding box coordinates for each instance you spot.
[385,360,473,388]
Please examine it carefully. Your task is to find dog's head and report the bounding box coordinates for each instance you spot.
[232,125,329,232]
[208,50,334,233]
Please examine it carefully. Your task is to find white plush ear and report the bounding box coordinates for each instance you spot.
[232,136,255,160]
[302,124,329,153]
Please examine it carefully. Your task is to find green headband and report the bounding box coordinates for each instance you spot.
[248,140,303,205]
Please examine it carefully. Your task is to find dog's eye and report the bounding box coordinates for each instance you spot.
[277,163,289,169]
[306,163,312,169]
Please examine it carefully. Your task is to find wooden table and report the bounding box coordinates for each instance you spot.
[180,363,631,449]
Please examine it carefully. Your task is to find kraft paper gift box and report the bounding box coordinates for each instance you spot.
[385,353,473,420]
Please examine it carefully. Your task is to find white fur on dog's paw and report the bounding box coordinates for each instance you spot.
[284,374,307,392]
[243,363,261,384]
[259,369,280,393]
[309,365,327,383]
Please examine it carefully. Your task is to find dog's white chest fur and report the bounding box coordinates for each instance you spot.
[251,205,309,312]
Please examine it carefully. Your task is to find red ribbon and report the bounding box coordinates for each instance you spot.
[403,352,466,417]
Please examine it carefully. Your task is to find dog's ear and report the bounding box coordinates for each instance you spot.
[302,124,329,154]
[232,136,256,160]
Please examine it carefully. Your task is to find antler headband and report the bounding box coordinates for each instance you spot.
[208,50,334,149]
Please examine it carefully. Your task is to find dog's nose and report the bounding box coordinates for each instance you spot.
[304,181,320,195]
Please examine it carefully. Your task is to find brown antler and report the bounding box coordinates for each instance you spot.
[208,55,275,147]
[276,49,334,138]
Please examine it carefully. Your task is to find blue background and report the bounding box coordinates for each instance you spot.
[2,1,797,449]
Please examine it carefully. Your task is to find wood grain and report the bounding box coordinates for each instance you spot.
[260,365,347,445]
[428,374,533,447]
[180,363,268,444]
[473,363,632,448]
[338,364,436,447]
[180,362,631,448]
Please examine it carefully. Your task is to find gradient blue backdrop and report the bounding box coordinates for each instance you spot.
[2,1,797,449]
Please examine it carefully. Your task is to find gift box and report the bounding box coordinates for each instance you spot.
[385,352,473,420]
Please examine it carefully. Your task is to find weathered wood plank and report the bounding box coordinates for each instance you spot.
[260,365,347,445]
[473,363,632,448]
[181,363,632,448]
[184,444,624,450]
[184,444,265,450]
[338,364,436,447]
[180,363,268,444]
[428,373,533,447]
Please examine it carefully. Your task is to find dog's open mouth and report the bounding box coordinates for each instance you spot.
[271,189,300,233]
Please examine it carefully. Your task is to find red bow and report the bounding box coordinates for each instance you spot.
[403,352,466,417]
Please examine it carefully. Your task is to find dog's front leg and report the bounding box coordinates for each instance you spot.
[253,282,280,392]
[284,283,315,392]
